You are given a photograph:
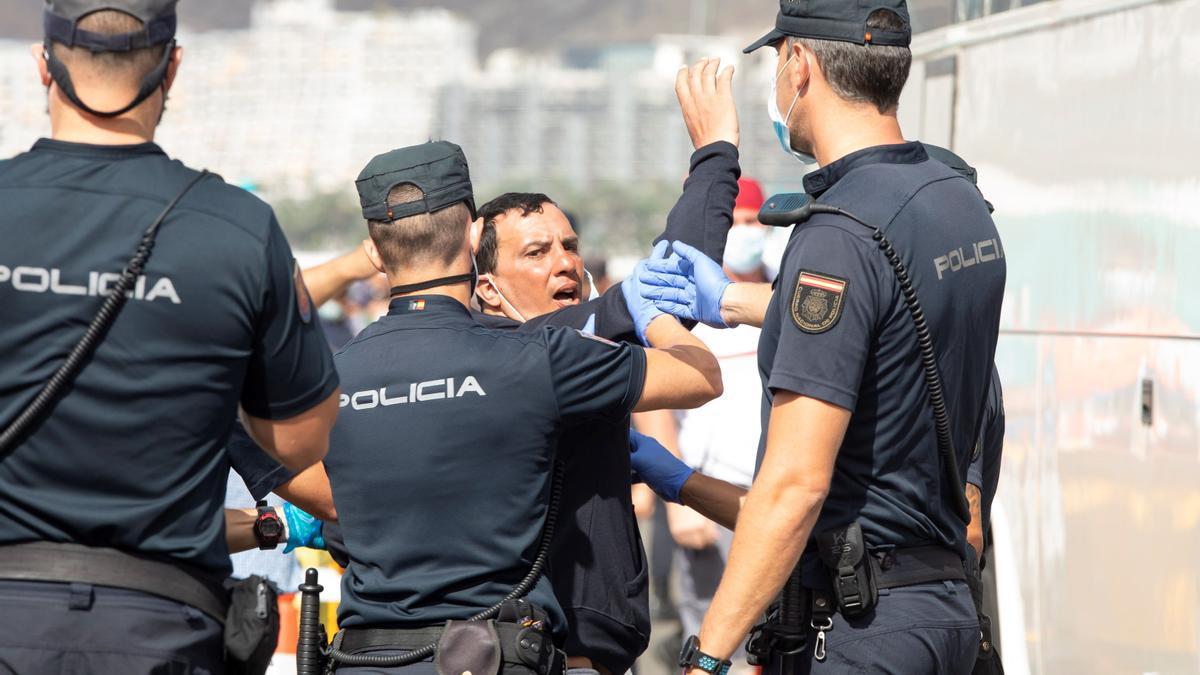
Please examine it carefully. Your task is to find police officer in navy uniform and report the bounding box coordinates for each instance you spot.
[320,141,722,673]
[639,1,1006,672]
[0,1,341,672]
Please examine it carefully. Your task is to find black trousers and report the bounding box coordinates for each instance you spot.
[762,581,978,675]
[0,579,224,675]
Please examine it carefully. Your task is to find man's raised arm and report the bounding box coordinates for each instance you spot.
[521,57,741,342]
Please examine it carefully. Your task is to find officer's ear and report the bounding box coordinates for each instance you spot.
[362,238,387,275]
[468,216,484,255]
[789,40,814,93]
[30,44,50,88]
[474,274,503,313]
[163,45,184,94]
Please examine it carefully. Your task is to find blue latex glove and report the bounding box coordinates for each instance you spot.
[621,240,671,345]
[639,240,731,328]
[282,503,326,554]
[628,429,694,504]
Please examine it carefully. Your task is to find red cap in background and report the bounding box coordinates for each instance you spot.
[735,177,765,212]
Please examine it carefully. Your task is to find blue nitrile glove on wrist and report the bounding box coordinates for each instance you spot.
[621,240,672,345]
[282,503,326,553]
[628,429,694,503]
[639,240,731,328]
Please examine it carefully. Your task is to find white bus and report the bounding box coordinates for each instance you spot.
[900,1,1200,672]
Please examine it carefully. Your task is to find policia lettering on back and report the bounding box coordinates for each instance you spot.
[42,0,178,118]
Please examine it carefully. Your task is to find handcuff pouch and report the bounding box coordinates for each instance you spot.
[816,523,878,617]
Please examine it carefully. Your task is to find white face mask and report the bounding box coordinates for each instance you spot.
[584,268,599,301]
[483,274,527,323]
[768,53,817,165]
[724,226,768,275]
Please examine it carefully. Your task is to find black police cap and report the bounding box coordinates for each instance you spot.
[356,141,477,223]
[44,0,179,53]
[743,0,912,53]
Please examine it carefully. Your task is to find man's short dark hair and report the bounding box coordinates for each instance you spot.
[794,9,912,113]
[475,193,557,275]
[368,183,472,271]
[54,11,168,87]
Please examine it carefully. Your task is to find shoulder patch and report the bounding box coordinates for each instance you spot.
[294,259,313,324]
[576,329,618,347]
[790,270,847,334]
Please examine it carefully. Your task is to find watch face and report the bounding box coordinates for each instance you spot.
[259,516,283,539]
[679,635,700,668]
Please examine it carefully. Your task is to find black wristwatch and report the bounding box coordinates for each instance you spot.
[253,500,284,551]
[679,635,732,675]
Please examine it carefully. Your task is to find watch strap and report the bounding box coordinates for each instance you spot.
[680,635,732,675]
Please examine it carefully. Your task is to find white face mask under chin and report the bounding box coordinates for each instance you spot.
[485,275,527,323]
[584,268,599,302]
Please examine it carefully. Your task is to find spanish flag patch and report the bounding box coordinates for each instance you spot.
[790,271,847,334]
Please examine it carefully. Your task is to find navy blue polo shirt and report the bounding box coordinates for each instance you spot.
[756,142,1006,585]
[967,368,1004,539]
[324,295,646,634]
[0,140,339,576]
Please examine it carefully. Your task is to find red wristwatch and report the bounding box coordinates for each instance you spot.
[253,500,284,551]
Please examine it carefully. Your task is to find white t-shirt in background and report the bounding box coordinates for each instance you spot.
[676,323,762,489]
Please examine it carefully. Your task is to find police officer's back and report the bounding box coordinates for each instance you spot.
[639,1,1005,673]
[321,142,721,673]
[0,2,340,672]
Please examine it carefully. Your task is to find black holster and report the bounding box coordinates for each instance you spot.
[965,549,1005,675]
[816,523,879,617]
[745,568,808,666]
[224,575,280,675]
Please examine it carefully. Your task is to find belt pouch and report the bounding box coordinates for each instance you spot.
[224,575,280,675]
[436,620,502,675]
[816,523,878,617]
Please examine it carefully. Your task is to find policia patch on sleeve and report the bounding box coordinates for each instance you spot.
[790,271,847,334]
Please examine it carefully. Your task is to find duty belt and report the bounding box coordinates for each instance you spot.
[0,541,228,622]
[338,623,565,675]
[871,545,966,586]
[747,544,967,666]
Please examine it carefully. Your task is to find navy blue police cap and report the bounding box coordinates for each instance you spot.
[356,141,477,223]
[44,0,178,52]
[743,0,912,53]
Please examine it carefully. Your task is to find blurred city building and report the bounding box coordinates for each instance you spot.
[0,0,477,198]
[0,0,1050,201]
